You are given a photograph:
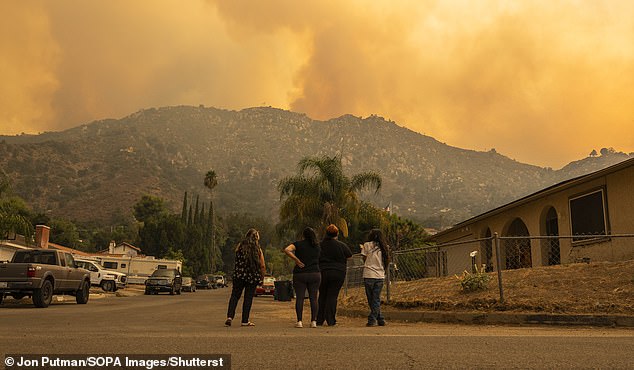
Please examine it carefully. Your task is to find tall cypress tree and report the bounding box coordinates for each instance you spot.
[193,195,200,225]
[181,192,188,223]
[199,204,206,226]
[206,202,213,237]
[204,171,218,274]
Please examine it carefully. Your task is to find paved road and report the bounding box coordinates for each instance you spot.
[2,288,634,369]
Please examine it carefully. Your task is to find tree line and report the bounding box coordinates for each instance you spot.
[1,156,430,278]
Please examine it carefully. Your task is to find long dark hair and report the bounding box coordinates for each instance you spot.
[302,227,319,248]
[367,229,390,270]
[236,228,261,272]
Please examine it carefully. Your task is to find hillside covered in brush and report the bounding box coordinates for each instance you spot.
[1,106,631,227]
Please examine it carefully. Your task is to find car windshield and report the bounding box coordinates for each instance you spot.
[151,269,175,277]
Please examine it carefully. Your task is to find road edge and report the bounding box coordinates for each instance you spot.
[339,308,634,327]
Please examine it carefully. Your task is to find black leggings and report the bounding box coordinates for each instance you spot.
[227,278,258,324]
[293,272,321,322]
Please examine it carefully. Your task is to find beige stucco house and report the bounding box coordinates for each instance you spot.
[426,158,634,276]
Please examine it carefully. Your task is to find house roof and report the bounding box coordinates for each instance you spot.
[47,242,94,257]
[97,242,142,255]
[119,242,141,251]
[0,240,31,250]
[426,157,634,241]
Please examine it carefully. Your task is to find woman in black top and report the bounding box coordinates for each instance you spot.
[284,227,321,328]
[317,224,352,326]
[225,228,266,327]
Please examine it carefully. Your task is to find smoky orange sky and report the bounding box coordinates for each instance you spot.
[1,0,633,168]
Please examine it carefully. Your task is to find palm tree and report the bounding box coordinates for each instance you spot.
[203,170,218,271]
[278,155,382,238]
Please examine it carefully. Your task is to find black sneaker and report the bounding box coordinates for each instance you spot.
[224,318,232,327]
[366,322,378,327]
[378,321,386,326]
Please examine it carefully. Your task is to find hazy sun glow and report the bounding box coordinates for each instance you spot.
[1,0,633,168]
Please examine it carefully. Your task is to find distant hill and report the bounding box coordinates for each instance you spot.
[0,106,631,227]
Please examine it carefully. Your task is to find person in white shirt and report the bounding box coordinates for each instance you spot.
[360,229,390,327]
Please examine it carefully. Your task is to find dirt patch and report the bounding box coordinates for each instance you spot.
[341,260,634,315]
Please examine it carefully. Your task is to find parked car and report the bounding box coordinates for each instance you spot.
[144,268,182,295]
[255,275,276,296]
[213,275,227,288]
[75,258,127,292]
[181,277,196,292]
[0,249,91,308]
[195,274,217,289]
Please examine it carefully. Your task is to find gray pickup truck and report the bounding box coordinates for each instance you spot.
[0,249,91,308]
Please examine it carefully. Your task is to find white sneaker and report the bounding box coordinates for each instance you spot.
[295,321,303,328]
[310,321,317,328]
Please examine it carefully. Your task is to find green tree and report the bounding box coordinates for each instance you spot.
[278,155,381,238]
[220,213,275,275]
[0,172,10,198]
[265,246,292,278]
[180,192,188,223]
[49,219,80,249]
[137,213,185,259]
[0,176,33,241]
[204,170,219,271]
[133,195,168,224]
[384,214,429,251]
[164,247,192,277]
[347,201,428,253]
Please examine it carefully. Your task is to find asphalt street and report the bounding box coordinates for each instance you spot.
[2,288,634,369]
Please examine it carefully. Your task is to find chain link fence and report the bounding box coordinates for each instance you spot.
[343,233,634,306]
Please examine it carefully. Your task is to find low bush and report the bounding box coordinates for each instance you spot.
[456,265,490,293]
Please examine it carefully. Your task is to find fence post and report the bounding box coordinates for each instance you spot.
[494,232,505,304]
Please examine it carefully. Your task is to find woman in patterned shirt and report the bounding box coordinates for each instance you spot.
[225,228,266,327]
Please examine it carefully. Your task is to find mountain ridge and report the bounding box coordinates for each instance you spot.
[0,105,630,228]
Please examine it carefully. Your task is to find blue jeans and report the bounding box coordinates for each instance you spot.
[364,278,385,324]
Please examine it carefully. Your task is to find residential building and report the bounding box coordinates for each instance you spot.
[425,158,634,276]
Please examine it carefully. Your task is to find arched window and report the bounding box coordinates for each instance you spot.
[504,218,532,270]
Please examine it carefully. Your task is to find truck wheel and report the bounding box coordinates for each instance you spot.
[101,280,115,292]
[76,280,90,304]
[144,289,150,295]
[33,280,53,308]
